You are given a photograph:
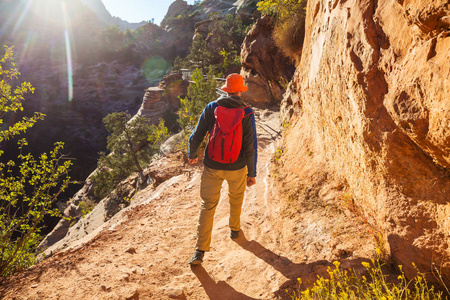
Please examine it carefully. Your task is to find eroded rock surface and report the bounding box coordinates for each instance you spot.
[282,0,449,285]
[241,16,295,105]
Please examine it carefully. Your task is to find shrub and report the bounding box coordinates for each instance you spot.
[273,11,306,59]
[177,68,218,131]
[0,46,73,276]
[176,68,219,154]
[292,254,445,299]
[257,0,307,60]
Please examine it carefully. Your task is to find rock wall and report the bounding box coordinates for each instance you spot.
[283,0,449,285]
[133,72,188,124]
[241,16,295,105]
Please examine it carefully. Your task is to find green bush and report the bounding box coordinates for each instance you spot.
[0,46,73,276]
[177,68,218,130]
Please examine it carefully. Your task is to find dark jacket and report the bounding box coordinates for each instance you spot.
[188,95,258,177]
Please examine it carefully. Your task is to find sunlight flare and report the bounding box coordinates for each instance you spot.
[61,0,73,101]
[11,0,33,35]
[141,56,168,83]
[64,30,73,101]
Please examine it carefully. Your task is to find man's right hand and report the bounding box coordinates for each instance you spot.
[188,158,198,164]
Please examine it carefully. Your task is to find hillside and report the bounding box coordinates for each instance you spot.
[0,0,449,298]
[0,0,259,195]
[0,108,380,299]
[80,0,146,30]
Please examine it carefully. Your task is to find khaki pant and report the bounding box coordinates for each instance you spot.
[195,166,247,251]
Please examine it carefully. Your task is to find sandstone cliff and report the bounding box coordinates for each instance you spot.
[281,0,449,286]
[241,16,295,105]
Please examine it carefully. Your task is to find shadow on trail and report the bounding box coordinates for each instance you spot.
[233,230,369,299]
[191,264,260,300]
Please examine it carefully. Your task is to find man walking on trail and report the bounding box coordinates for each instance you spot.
[188,73,257,265]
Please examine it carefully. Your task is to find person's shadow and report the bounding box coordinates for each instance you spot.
[190,230,332,299]
[236,230,371,298]
[190,264,259,300]
[191,230,369,299]
[233,230,334,297]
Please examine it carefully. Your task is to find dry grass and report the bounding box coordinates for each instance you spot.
[273,12,306,60]
[292,256,446,300]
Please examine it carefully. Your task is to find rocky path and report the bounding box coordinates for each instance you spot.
[0,108,378,300]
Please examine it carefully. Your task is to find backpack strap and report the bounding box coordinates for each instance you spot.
[243,106,254,117]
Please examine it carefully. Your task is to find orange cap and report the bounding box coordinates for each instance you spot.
[221,73,248,94]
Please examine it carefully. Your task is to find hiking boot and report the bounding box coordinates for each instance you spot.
[188,250,204,265]
[230,230,240,239]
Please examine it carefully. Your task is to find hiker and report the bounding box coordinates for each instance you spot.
[188,73,257,265]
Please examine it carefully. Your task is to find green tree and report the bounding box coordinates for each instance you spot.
[91,112,169,199]
[175,68,218,154]
[177,68,218,131]
[173,13,251,74]
[0,46,72,276]
[183,34,215,72]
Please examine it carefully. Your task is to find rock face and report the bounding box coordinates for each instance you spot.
[134,72,188,124]
[282,0,449,285]
[241,16,295,105]
[135,88,170,124]
[161,0,199,58]
[161,0,259,59]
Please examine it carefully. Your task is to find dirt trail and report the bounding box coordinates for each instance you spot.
[0,108,377,300]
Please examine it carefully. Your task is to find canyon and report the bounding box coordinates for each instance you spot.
[0,0,449,298]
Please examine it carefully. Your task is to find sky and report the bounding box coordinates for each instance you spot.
[102,0,195,25]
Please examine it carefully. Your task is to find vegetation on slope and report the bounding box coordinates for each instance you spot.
[90,113,169,199]
[0,47,73,276]
[173,13,253,75]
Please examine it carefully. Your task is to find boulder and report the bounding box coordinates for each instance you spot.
[164,0,190,21]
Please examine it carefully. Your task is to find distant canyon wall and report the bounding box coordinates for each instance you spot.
[283,0,449,285]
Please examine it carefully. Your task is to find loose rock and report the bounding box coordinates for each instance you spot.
[165,287,186,300]
[125,247,136,254]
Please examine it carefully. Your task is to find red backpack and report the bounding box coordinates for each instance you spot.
[207,105,251,164]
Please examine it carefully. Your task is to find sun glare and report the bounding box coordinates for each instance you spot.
[31,0,66,24]
[61,0,74,101]
[8,0,75,102]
